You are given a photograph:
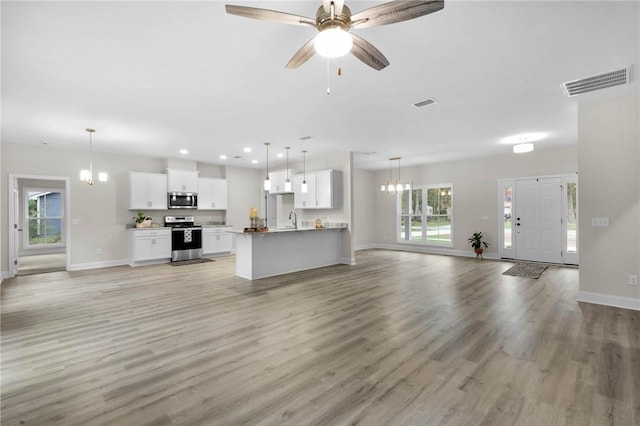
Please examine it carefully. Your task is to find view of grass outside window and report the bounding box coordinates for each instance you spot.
[27,191,63,246]
[399,184,453,246]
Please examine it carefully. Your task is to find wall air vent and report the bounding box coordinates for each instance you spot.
[562,66,631,97]
[413,98,437,108]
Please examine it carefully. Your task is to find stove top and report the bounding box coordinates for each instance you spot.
[164,215,200,228]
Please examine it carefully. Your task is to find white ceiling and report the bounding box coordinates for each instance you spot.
[2,1,639,170]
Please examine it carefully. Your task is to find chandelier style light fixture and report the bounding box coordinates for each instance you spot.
[80,128,108,185]
[380,157,410,194]
[284,146,292,192]
[301,150,308,193]
[263,142,271,191]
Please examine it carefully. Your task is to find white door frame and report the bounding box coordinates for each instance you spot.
[498,174,578,265]
[8,174,71,277]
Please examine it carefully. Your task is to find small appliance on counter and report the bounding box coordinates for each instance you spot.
[164,215,202,261]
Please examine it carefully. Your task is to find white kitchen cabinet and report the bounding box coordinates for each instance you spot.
[129,172,168,210]
[129,229,171,265]
[293,170,342,209]
[268,170,296,194]
[198,177,228,210]
[167,169,199,193]
[202,227,233,255]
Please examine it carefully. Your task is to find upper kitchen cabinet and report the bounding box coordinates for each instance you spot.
[293,170,342,209]
[167,169,199,193]
[129,172,167,210]
[198,177,228,210]
[268,170,296,194]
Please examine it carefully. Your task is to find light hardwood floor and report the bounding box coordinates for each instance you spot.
[1,250,638,425]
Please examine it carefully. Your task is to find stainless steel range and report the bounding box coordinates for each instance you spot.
[164,216,202,262]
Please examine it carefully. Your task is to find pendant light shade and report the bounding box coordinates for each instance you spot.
[80,128,108,185]
[263,142,271,191]
[301,150,308,193]
[284,146,292,192]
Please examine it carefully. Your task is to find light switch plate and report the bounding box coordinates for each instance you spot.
[72,218,80,225]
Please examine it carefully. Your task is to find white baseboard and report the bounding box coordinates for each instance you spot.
[354,243,377,251]
[340,256,356,265]
[356,243,499,260]
[68,258,129,271]
[577,291,640,311]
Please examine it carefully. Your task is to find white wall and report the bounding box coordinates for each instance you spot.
[1,142,263,273]
[577,92,640,309]
[370,146,578,256]
[353,169,377,249]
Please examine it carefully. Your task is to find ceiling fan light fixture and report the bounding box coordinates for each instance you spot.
[314,28,352,58]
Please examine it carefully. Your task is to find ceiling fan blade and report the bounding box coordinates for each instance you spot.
[350,0,444,29]
[225,5,316,27]
[350,33,390,71]
[285,38,317,69]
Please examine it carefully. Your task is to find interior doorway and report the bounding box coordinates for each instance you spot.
[499,174,578,265]
[8,174,71,277]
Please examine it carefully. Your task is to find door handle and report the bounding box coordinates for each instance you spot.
[516,223,521,226]
[17,228,23,231]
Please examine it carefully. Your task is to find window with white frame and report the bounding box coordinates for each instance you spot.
[398,184,453,246]
[24,189,64,248]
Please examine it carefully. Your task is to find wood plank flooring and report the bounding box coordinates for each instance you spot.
[1,250,638,425]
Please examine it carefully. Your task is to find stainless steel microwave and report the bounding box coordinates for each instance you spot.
[168,192,198,209]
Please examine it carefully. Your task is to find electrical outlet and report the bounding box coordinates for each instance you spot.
[629,275,638,286]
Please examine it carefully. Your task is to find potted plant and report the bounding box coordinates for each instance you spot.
[468,232,489,257]
[133,211,152,228]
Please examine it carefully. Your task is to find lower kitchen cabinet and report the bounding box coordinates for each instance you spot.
[202,227,233,255]
[129,229,171,265]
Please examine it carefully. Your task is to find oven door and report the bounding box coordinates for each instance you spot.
[171,227,203,261]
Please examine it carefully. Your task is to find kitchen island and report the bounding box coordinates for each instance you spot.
[233,226,346,280]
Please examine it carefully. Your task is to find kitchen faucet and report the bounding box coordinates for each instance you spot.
[289,211,297,229]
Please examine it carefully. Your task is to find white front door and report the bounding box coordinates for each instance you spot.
[515,177,562,263]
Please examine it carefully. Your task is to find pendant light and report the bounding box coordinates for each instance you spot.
[284,146,292,192]
[395,157,404,193]
[263,142,271,191]
[301,150,308,193]
[80,128,108,185]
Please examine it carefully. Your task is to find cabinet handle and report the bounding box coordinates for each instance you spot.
[152,238,156,245]
[212,202,215,208]
[148,201,152,207]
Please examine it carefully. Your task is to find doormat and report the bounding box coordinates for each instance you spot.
[502,263,548,279]
[170,258,215,266]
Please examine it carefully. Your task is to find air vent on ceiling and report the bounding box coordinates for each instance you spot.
[562,66,631,97]
[413,98,437,108]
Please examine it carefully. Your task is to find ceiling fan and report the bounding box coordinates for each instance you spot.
[225,0,445,71]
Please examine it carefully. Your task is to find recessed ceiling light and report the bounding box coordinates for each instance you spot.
[252,159,259,164]
[276,153,284,158]
[219,154,227,160]
[513,143,534,154]
[180,149,188,155]
[243,147,252,153]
